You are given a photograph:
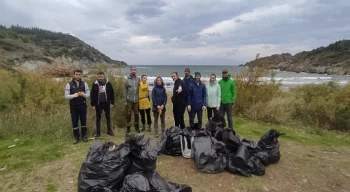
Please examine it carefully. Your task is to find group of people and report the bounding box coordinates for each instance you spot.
[64,67,237,144]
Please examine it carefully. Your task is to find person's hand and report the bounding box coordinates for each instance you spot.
[216,106,220,111]
[176,86,182,93]
[110,104,113,108]
[92,106,95,111]
[77,91,84,97]
[187,105,191,112]
[157,105,161,109]
[160,105,164,110]
[202,106,206,111]
[72,93,78,98]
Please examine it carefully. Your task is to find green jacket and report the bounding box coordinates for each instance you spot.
[218,75,236,104]
[206,81,221,108]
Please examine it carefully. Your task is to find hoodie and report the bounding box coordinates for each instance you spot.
[90,79,114,106]
[218,75,237,104]
[124,74,140,103]
[206,81,221,108]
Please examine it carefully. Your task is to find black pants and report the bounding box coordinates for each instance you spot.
[190,109,203,129]
[207,107,219,121]
[173,102,186,128]
[140,108,152,125]
[220,103,234,129]
[96,102,111,135]
[70,104,87,138]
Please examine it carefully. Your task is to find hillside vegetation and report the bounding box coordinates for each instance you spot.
[245,40,350,75]
[0,25,127,75]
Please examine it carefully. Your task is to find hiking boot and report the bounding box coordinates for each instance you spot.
[147,124,151,132]
[126,127,131,134]
[141,124,146,132]
[107,130,115,136]
[82,135,88,142]
[73,137,79,144]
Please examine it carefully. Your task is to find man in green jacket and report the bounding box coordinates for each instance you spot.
[218,69,237,130]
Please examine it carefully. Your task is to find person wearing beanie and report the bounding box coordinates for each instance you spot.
[90,71,115,138]
[218,69,237,130]
[187,72,207,128]
[183,68,194,125]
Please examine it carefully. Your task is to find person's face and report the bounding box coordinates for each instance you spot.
[172,73,178,81]
[222,72,228,78]
[184,70,189,77]
[157,78,162,85]
[195,75,200,82]
[142,76,147,83]
[130,68,137,76]
[98,74,104,80]
[210,75,216,83]
[74,72,81,81]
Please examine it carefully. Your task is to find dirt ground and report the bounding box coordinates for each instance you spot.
[1,135,350,192]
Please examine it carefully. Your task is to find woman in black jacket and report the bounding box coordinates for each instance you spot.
[152,76,167,138]
[90,72,115,138]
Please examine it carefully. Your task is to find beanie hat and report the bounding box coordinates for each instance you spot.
[195,72,201,77]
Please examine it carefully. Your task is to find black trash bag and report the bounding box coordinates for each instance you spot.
[253,151,269,166]
[148,172,192,192]
[206,112,226,135]
[241,138,261,155]
[258,129,285,164]
[192,133,228,173]
[232,145,249,169]
[120,173,151,192]
[86,185,115,192]
[126,133,158,173]
[159,126,182,156]
[215,128,241,153]
[226,153,251,177]
[247,156,265,176]
[78,142,131,192]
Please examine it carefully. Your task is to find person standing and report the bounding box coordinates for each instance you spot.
[90,72,115,138]
[183,68,194,125]
[139,75,152,132]
[64,69,90,144]
[152,76,167,138]
[124,66,140,133]
[171,72,186,129]
[206,73,221,120]
[218,69,237,130]
[187,72,206,129]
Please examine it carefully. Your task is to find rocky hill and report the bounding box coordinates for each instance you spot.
[0,25,127,73]
[244,40,350,75]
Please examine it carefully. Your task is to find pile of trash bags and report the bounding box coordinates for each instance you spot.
[158,112,285,177]
[78,134,192,192]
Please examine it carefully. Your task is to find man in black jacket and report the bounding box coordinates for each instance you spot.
[65,69,90,144]
[171,72,187,129]
[90,72,115,138]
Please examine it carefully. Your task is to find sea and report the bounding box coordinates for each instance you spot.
[109,65,350,91]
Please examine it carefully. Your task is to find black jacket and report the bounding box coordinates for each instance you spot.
[172,78,188,104]
[90,80,115,106]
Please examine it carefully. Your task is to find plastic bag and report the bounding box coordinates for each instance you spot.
[159,126,182,156]
[192,133,228,173]
[258,129,285,164]
[206,112,226,135]
[126,134,158,173]
[78,142,131,192]
[86,185,115,192]
[241,138,261,155]
[180,135,193,159]
[231,145,249,169]
[247,156,265,176]
[148,172,192,192]
[215,128,241,153]
[120,173,151,192]
[226,153,251,177]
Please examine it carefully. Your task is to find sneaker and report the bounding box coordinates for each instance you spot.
[82,135,88,142]
[73,137,79,145]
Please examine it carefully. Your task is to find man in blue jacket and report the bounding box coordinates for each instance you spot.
[187,72,207,129]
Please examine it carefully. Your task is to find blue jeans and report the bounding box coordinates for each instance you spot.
[220,103,233,129]
[190,109,203,128]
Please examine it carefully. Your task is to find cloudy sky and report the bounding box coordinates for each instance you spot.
[1,0,350,65]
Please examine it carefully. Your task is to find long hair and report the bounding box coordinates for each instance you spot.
[154,76,164,87]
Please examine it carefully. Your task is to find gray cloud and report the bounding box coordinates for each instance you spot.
[1,0,350,65]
